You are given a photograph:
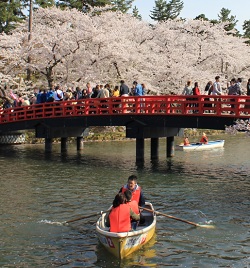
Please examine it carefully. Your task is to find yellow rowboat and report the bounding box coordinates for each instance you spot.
[96,202,156,259]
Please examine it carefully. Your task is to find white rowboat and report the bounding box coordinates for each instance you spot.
[177,140,225,151]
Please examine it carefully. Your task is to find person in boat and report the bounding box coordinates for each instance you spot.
[124,189,145,230]
[200,132,208,144]
[105,193,140,232]
[183,137,190,146]
[119,175,145,208]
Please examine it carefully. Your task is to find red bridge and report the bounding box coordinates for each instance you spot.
[1,95,249,159]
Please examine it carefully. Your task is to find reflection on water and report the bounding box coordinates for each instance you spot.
[0,135,249,267]
[95,234,157,268]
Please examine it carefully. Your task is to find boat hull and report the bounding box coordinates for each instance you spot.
[96,202,156,259]
[177,140,225,151]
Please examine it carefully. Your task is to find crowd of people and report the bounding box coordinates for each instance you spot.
[182,76,246,97]
[2,80,148,109]
[1,76,250,112]
[181,76,250,114]
[105,175,146,233]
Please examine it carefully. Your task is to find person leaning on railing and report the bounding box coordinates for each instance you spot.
[210,76,222,111]
[182,80,193,111]
[192,82,201,113]
[244,78,250,113]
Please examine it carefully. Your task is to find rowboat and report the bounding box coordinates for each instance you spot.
[177,140,225,151]
[96,202,156,259]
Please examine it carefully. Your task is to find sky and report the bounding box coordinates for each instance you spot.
[132,0,249,33]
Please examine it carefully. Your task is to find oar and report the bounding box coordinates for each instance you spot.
[65,210,109,224]
[140,207,214,228]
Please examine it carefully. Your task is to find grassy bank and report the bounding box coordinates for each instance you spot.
[24,127,225,144]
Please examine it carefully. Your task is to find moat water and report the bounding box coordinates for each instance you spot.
[0,134,249,267]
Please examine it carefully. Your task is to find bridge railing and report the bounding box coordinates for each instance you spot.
[0,95,250,124]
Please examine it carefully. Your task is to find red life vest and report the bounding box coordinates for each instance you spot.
[184,138,190,146]
[109,204,131,232]
[200,136,208,143]
[121,185,141,204]
[128,200,139,214]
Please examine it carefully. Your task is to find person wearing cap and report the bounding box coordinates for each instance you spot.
[200,132,208,144]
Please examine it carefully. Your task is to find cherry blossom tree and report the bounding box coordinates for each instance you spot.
[0,6,250,93]
[150,19,250,93]
[225,119,250,136]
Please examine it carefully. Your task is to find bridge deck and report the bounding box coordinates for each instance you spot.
[0,95,249,134]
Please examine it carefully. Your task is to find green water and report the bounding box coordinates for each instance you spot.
[0,135,249,267]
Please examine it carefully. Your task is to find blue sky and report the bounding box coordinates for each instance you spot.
[133,0,249,33]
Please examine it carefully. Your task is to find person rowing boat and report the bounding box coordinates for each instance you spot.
[119,175,145,207]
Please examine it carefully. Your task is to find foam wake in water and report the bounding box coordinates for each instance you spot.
[39,219,66,226]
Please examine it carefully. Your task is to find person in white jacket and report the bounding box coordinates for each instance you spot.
[212,76,222,96]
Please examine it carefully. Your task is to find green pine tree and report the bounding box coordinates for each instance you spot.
[150,0,168,21]
[56,0,112,12]
[34,0,55,8]
[132,5,141,20]
[111,0,134,13]
[194,14,209,21]
[243,20,250,44]
[0,0,56,34]
[218,7,238,32]
[0,0,25,33]
[166,0,183,20]
[150,0,183,22]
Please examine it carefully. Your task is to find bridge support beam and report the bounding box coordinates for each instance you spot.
[166,136,175,157]
[151,138,159,160]
[45,138,53,152]
[61,137,68,152]
[136,138,144,161]
[77,137,84,150]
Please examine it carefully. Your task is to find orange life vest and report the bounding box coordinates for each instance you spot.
[200,136,208,143]
[128,200,139,214]
[184,138,190,145]
[109,204,131,232]
[121,185,141,204]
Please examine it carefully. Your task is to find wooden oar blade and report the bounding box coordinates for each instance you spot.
[197,224,215,229]
[140,206,214,229]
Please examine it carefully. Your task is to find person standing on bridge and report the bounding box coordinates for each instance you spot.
[244,78,250,113]
[120,80,130,97]
[212,76,222,96]
[227,78,237,113]
[54,85,64,101]
[192,82,200,113]
[97,84,110,98]
[133,81,143,96]
[182,80,193,112]
[86,82,93,98]
[211,76,222,112]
